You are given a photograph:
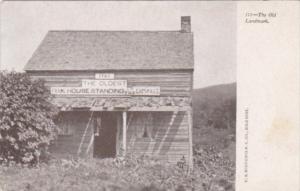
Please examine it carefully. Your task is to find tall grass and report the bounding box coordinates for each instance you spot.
[0,151,234,191]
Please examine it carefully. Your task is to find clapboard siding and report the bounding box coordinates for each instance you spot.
[27,70,193,97]
[49,110,190,164]
[49,111,94,157]
[126,111,189,164]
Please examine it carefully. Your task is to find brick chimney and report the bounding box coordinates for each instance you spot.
[181,16,191,32]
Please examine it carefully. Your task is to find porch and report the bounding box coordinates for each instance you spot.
[50,97,193,167]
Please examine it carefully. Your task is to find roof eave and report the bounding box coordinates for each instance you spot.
[25,68,194,73]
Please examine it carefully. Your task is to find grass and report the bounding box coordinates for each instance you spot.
[0,84,236,191]
[0,136,235,191]
[0,119,235,191]
[0,156,193,191]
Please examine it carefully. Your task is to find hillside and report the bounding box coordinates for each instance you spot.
[193,83,236,110]
[193,83,236,129]
[192,83,236,162]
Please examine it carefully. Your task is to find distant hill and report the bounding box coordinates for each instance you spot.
[192,83,236,129]
[192,83,236,162]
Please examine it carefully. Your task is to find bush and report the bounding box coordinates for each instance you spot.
[193,144,235,191]
[210,98,236,130]
[0,71,58,164]
[0,156,195,191]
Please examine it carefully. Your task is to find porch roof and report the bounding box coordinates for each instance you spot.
[51,97,191,111]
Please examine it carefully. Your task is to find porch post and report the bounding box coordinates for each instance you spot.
[187,108,193,170]
[122,111,127,156]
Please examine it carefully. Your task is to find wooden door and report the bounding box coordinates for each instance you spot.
[93,112,117,158]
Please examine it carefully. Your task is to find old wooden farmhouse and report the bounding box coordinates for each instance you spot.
[24,16,194,167]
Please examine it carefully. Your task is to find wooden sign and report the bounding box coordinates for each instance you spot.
[82,80,127,89]
[50,87,126,96]
[95,73,114,79]
[128,86,160,96]
[50,78,160,96]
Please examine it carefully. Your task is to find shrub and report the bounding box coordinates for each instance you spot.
[0,156,196,191]
[0,71,58,164]
[210,98,236,129]
[193,144,235,191]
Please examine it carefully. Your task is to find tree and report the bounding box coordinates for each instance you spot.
[210,98,236,129]
[0,71,58,164]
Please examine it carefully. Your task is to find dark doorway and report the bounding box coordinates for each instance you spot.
[93,112,118,158]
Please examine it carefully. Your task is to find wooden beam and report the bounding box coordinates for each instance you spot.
[77,111,94,156]
[90,106,191,112]
[128,106,190,111]
[187,108,193,170]
[116,114,121,156]
[85,135,94,157]
[122,111,127,156]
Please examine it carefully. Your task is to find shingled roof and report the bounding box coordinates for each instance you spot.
[24,30,194,71]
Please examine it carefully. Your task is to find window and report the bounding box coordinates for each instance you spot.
[57,113,74,136]
[142,113,154,139]
[132,112,154,140]
[94,116,101,136]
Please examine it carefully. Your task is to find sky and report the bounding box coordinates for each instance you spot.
[1,1,236,89]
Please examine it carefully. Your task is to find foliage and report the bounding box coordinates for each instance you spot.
[0,71,58,164]
[209,98,236,129]
[0,80,236,190]
[192,84,236,191]
[193,144,235,191]
[0,156,194,191]
[0,152,235,191]
[193,83,236,130]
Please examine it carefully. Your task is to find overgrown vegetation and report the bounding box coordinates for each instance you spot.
[193,83,236,130]
[193,144,235,191]
[192,83,236,191]
[0,153,234,191]
[0,71,58,165]
[0,77,236,191]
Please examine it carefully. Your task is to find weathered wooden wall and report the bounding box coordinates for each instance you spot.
[30,70,193,163]
[50,111,190,164]
[49,111,94,158]
[27,70,193,97]
[126,111,189,164]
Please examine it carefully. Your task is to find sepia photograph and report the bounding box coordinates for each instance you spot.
[2,1,297,191]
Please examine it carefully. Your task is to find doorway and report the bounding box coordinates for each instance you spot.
[93,112,118,158]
